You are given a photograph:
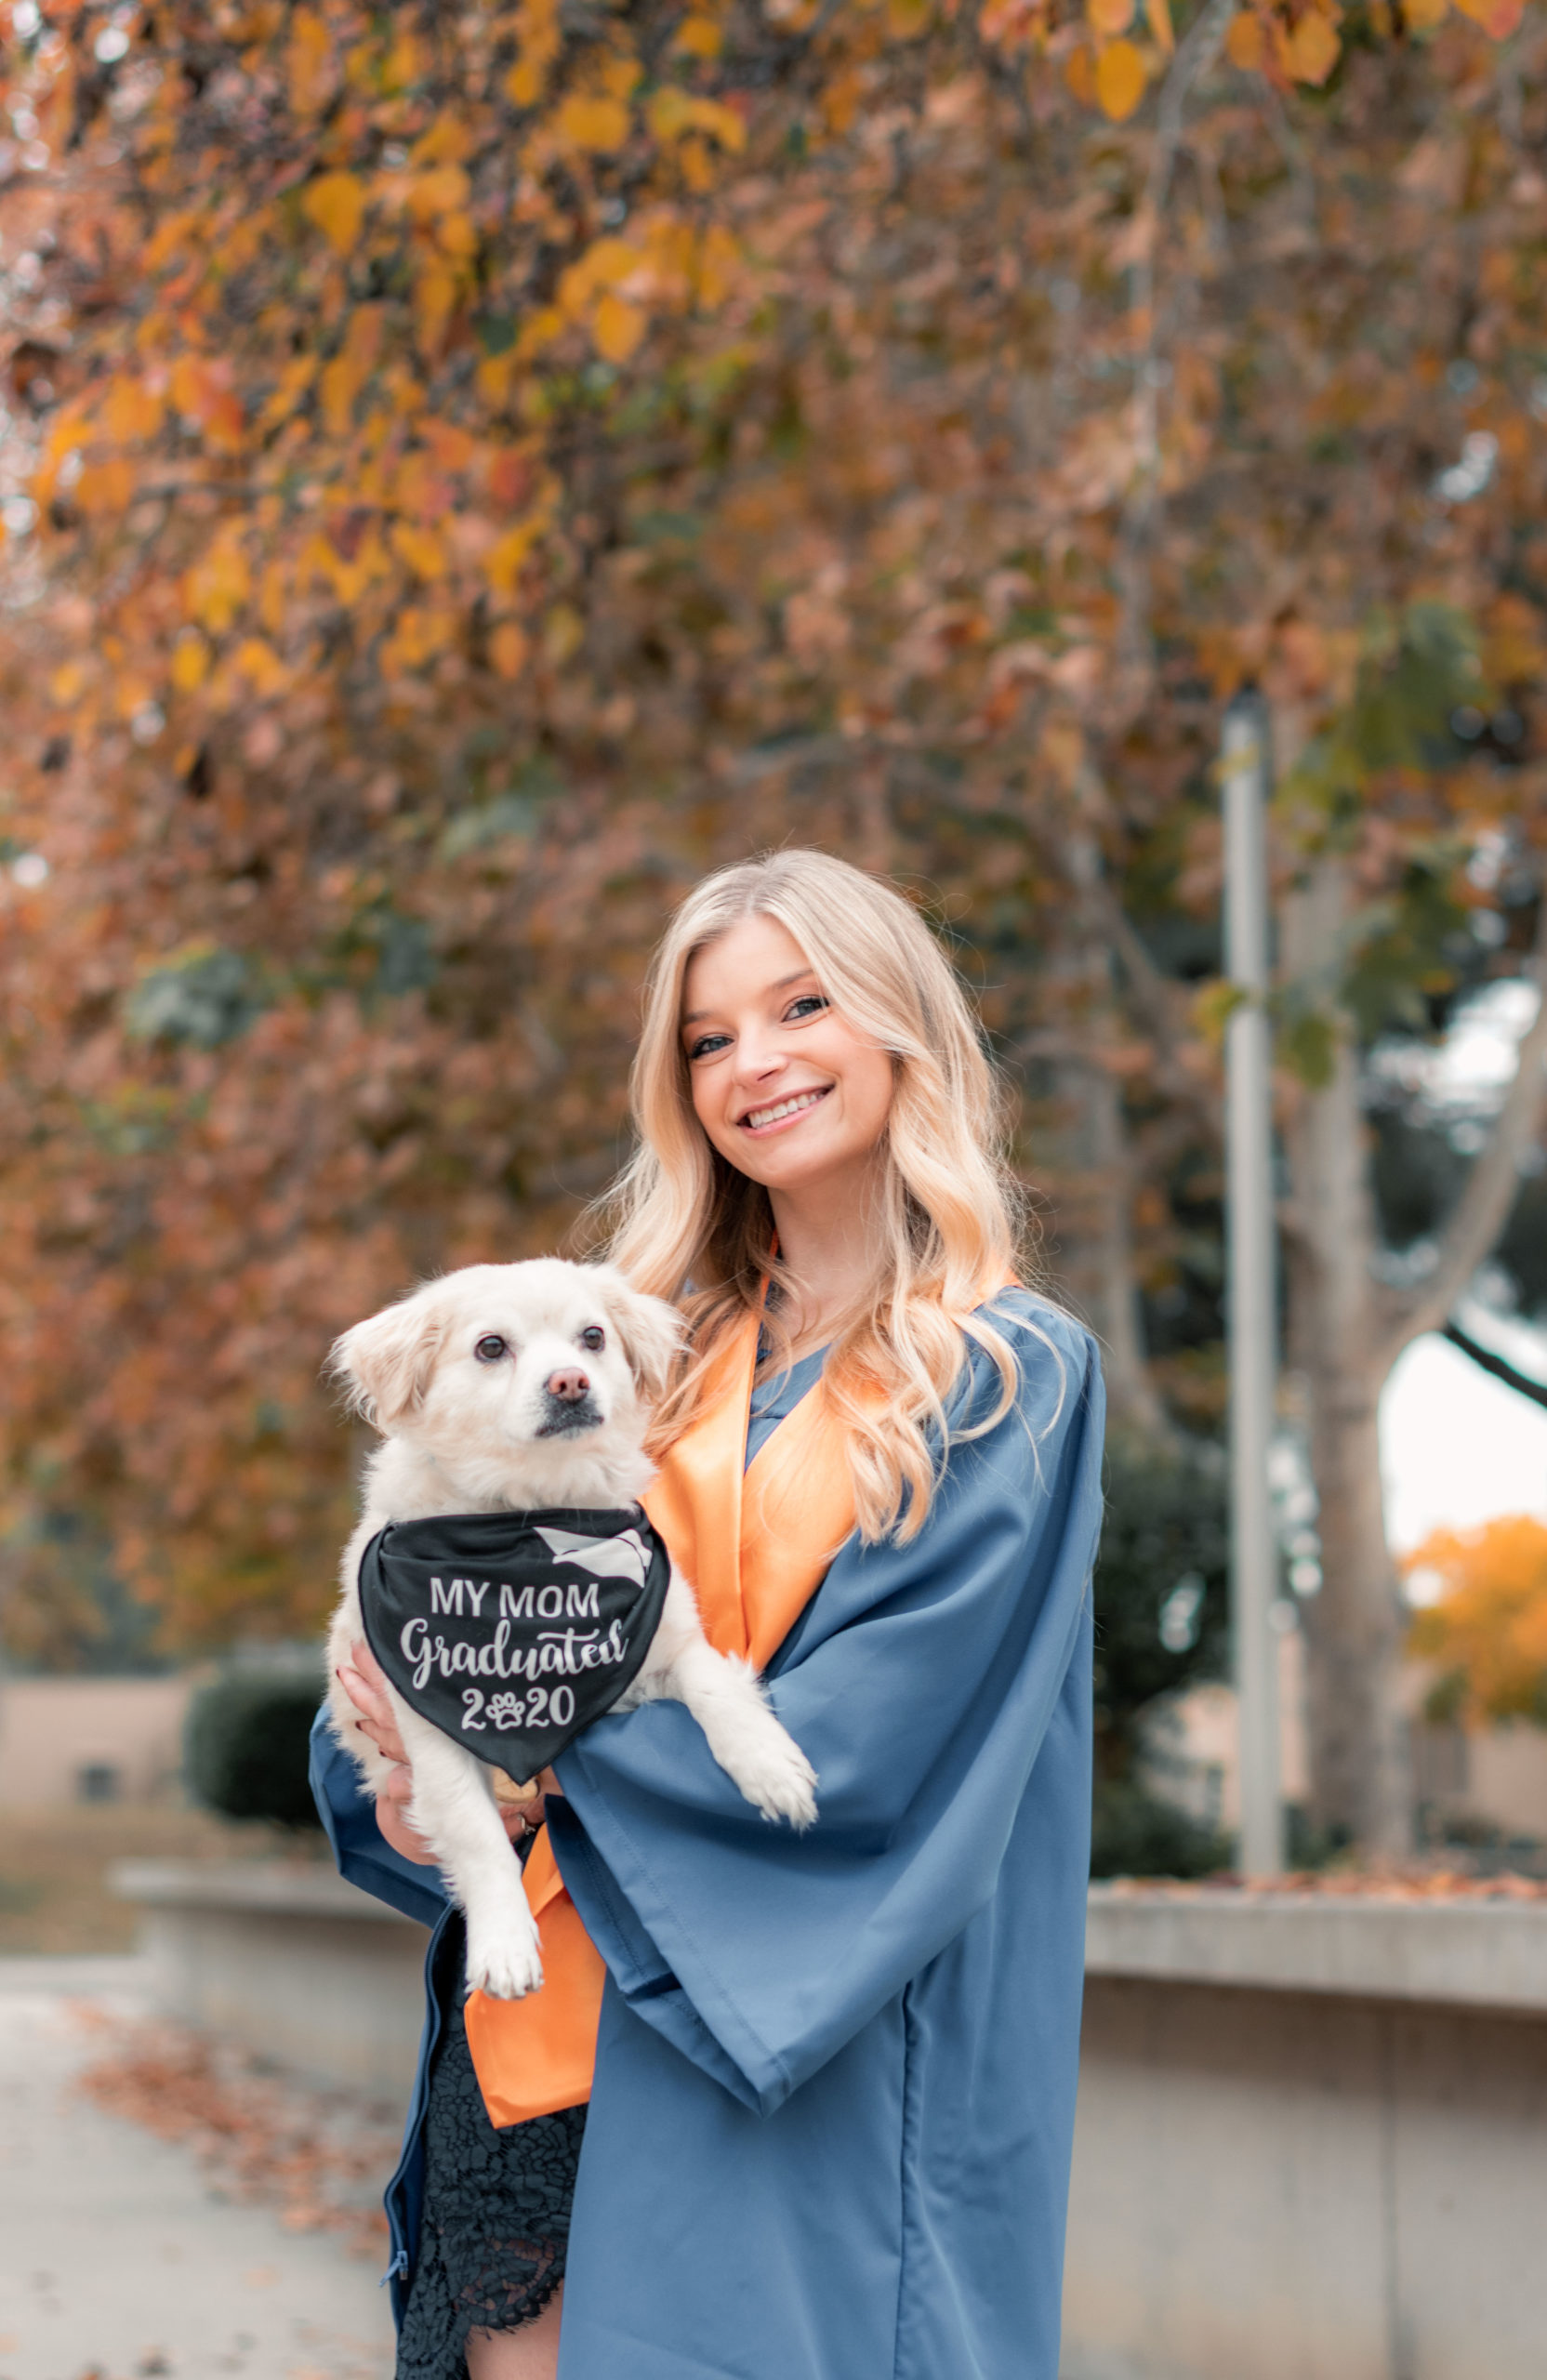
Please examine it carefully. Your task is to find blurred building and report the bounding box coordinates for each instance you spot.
[0,1674,193,1805]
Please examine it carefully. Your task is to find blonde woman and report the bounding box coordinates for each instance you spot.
[314,850,1104,2380]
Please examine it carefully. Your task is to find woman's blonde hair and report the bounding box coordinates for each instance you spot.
[599,850,1045,1543]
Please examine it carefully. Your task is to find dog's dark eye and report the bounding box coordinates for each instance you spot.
[474,1335,508,1364]
[579,1326,605,1353]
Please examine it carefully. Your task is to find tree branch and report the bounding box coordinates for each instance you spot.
[1376,896,1547,1363]
[1442,1318,1547,1413]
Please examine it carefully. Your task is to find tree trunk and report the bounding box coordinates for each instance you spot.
[1280,854,1412,1855]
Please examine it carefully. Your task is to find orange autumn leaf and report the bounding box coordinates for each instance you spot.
[1146,0,1175,54]
[593,292,647,364]
[1225,9,1266,67]
[1064,44,1098,102]
[74,458,136,515]
[1452,0,1524,33]
[1087,0,1135,35]
[489,622,530,679]
[674,12,724,53]
[1283,7,1342,85]
[286,8,334,116]
[1095,36,1148,119]
[1407,1519,1547,1727]
[302,172,367,258]
[557,93,631,152]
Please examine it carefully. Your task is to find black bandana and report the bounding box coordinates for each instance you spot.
[358,1505,670,1781]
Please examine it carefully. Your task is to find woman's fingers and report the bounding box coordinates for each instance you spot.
[337,1641,410,1765]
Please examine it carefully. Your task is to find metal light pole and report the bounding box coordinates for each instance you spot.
[1222,691,1285,1879]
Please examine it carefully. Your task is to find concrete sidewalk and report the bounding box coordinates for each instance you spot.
[0,1958,395,2380]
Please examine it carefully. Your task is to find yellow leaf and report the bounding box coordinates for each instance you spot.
[74,457,136,515]
[258,562,286,636]
[411,116,477,167]
[1087,0,1134,33]
[184,526,251,633]
[1403,0,1448,20]
[260,354,318,429]
[697,223,742,309]
[489,622,530,679]
[675,14,724,55]
[415,265,459,361]
[543,602,584,667]
[887,0,932,34]
[287,8,334,116]
[382,27,421,90]
[557,93,631,152]
[1146,0,1174,50]
[1095,36,1148,118]
[601,54,643,99]
[593,292,645,364]
[233,638,288,695]
[506,52,551,107]
[390,520,448,579]
[485,518,543,596]
[103,376,165,443]
[1453,0,1522,32]
[49,661,87,706]
[1225,9,1266,66]
[647,87,747,150]
[1063,46,1098,103]
[437,210,480,260]
[1283,7,1341,83]
[171,630,210,692]
[303,171,366,258]
[408,165,471,223]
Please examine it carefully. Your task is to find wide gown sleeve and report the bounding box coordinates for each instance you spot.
[308,1704,452,1932]
[549,1302,1103,2117]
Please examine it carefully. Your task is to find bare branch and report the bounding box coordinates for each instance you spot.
[1376,898,1547,1364]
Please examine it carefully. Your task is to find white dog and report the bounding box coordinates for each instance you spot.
[326,1258,818,1999]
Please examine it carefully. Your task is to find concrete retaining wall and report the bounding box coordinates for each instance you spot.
[112,1858,426,2103]
[1067,1885,1547,2380]
[113,1864,1547,2375]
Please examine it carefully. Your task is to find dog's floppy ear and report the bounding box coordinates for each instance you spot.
[329,1283,448,1431]
[595,1271,684,1407]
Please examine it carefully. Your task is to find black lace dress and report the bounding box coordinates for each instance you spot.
[395,1921,588,2380]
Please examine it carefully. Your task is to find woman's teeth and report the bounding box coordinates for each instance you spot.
[744,1089,826,1130]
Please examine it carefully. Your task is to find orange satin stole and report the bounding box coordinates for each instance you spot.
[464,1308,858,2126]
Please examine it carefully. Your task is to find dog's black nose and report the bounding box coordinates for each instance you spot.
[546,1367,590,1404]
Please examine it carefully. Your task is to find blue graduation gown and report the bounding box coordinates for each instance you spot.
[312,1292,1101,2377]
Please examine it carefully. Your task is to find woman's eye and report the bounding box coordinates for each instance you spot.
[579,1326,605,1353]
[474,1335,508,1364]
[786,994,828,1022]
[687,1032,731,1061]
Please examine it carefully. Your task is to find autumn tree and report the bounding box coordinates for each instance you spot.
[0,0,1540,1881]
[1408,1516,1547,1728]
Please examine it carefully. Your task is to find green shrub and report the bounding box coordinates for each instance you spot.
[184,1667,326,1831]
[1091,1779,1229,1882]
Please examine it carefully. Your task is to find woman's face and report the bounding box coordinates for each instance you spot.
[681,915,895,1200]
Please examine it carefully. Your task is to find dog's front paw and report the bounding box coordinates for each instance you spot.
[733,1728,819,1831]
[465,1917,545,2000]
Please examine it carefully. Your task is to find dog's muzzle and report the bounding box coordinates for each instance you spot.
[536,1392,603,1437]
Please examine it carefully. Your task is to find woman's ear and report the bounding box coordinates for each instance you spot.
[596,1273,684,1407]
[328,1284,447,1430]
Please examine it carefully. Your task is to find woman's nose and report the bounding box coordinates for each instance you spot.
[731,1032,787,1084]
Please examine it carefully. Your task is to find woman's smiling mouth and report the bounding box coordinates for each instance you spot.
[739,1085,832,1135]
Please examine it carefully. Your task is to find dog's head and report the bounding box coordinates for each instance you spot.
[329,1259,682,1503]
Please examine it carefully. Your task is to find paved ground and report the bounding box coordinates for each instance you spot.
[0,1959,396,2380]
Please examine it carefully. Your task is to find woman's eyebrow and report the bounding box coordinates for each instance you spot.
[681,970,815,1028]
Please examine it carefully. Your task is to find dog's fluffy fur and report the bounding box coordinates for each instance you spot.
[326,1259,818,1999]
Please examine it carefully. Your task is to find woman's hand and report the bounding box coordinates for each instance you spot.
[336,1639,551,1859]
